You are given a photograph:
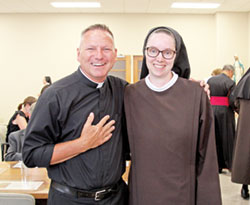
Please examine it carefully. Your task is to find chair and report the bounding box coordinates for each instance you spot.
[1,142,9,161]
[0,193,35,205]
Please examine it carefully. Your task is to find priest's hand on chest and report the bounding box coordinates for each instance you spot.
[78,112,115,150]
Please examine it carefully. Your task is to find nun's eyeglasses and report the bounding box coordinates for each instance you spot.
[146,47,176,60]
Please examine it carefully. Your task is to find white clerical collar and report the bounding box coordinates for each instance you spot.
[80,68,104,88]
[145,72,178,92]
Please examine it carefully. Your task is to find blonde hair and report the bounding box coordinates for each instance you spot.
[211,68,222,76]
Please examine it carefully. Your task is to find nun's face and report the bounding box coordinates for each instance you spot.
[145,32,176,81]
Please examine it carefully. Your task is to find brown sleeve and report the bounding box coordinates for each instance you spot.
[196,91,222,205]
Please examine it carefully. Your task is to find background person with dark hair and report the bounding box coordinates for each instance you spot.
[5,102,36,161]
[6,96,37,142]
[39,84,50,96]
[43,76,52,85]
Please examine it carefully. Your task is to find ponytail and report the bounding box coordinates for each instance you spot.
[17,96,37,110]
[17,103,23,110]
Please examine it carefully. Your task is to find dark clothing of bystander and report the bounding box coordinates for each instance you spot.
[208,73,236,170]
[6,111,28,142]
[231,68,250,185]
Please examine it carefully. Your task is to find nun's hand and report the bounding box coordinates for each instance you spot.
[189,78,210,99]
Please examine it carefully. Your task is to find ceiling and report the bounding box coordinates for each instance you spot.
[0,0,250,14]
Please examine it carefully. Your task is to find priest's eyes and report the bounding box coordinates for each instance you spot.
[85,47,113,53]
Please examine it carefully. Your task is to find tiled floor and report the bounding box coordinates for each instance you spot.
[220,169,249,205]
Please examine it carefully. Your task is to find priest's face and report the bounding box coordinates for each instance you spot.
[77,29,117,83]
[145,32,176,83]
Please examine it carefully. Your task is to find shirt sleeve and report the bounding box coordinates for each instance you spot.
[22,90,60,168]
[196,91,222,205]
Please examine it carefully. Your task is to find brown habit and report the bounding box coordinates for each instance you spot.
[231,100,250,184]
[231,68,250,185]
[124,78,222,205]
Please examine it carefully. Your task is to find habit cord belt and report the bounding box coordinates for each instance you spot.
[51,179,122,201]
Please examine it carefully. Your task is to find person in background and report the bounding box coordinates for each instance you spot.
[43,76,52,85]
[38,84,51,97]
[124,26,221,205]
[5,103,36,161]
[212,68,223,76]
[22,24,129,205]
[204,68,222,83]
[207,64,236,173]
[6,96,37,143]
[231,68,250,200]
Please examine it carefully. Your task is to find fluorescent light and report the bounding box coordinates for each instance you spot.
[50,2,101,8]
[171,2,220,9]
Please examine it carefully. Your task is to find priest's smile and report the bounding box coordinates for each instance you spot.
[92,62,106,67]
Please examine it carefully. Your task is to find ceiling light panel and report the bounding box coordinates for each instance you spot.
[50,2,101,8]
[171,2,220,9]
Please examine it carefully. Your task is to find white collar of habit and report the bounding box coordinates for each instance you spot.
[145,71,178,92]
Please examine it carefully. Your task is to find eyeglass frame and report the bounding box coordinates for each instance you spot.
[145,47,176,60]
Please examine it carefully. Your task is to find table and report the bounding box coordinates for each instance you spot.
[0,161,50,199]
[0,161,130,200]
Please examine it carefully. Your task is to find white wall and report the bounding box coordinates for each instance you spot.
[216,12,248,68]
[0,13,249,123]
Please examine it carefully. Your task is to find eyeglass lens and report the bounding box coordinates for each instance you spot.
[147,47,175,59]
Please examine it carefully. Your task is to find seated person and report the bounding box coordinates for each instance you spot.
[6,96,36,142]
[5,129,25,161]
[5,103,36,161]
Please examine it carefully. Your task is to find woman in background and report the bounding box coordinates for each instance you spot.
[6,96,37,142]
[43,76,52,85]
[38,84,51,97]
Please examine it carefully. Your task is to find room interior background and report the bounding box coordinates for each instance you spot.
[0,12,249,123]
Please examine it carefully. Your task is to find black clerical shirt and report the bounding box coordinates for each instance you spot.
[22,68,128,190]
